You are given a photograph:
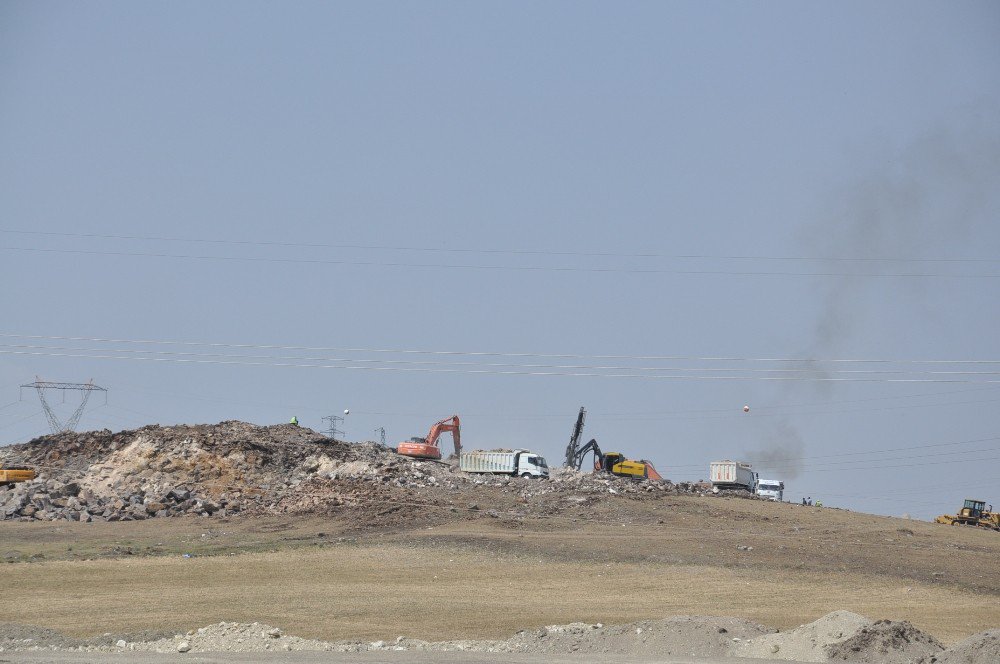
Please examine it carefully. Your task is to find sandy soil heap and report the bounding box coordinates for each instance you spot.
[733,610,874,662]
[733,611,949,663]
[930,629,1000,663]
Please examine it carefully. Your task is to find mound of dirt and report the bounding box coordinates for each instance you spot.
[1,421,703,524]
[134,622,336,653]
[496,616,774,657]
[824,619,943,663]
[1,422,350,522]
[732,610,874,662]
[0,617,773,655]
[3,614,980,659]
[0,622,174,652]
[0,622,79,650]
[932,629,1000,664]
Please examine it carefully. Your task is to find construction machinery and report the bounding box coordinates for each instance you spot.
[935,499,1000,531]
[460,450,549,478]
[0,466,36,486]
[563,407,663,480]
[397,415,461,460]
[710,460,758,492]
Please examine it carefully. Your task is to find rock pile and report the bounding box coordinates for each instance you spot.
[1,422,338,522]
[1,420,715,524]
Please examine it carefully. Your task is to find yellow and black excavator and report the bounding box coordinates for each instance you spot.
[564,407,662,480]
[935,499,1000,532]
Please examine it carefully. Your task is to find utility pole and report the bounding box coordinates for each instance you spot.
[321,414,344,440]
[20,378,108,434]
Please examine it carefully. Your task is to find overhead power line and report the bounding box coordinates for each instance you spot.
[745,445,1000,472]
[2,228,997,264]
[100,382,996,423]
[2,246,997,279]
[667,434,1000,469]
[3,334,998,365]
[762,454,1000,474]
[2,343,999,378]
[2,348,1000,383]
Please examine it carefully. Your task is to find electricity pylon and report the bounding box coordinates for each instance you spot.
[321,414,344,439]
[20,378,108,434]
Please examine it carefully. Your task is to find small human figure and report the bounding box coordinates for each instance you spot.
[816,500,823,507]
[807,496,813,506]
[290,415,299,426]
[802,497,807,506]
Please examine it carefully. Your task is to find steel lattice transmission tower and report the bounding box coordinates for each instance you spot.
[20,378,108,434]
[321,415,344,439]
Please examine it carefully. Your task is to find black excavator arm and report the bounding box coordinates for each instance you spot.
[564,406,607,470]
[574,438,605,471]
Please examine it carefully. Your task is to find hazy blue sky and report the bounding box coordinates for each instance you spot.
[2,1,998,520]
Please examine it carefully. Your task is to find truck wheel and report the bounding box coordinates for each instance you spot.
[520,472,531,479]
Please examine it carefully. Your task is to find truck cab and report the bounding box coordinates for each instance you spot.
[756,479,784,501]
[518,453,549,478]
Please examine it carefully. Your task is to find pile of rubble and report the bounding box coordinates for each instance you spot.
[1,421,712,524]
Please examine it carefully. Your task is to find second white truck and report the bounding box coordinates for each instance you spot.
[709,460,758,492]
[756,479,784,501]
[459,450,549,478]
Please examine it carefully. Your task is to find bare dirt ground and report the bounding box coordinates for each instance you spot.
[1,423,997,661]
[1,494,997,647]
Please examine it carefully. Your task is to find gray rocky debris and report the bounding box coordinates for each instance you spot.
[1,420,747,524]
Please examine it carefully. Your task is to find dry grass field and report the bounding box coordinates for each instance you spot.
[3,542,996,645]
[2,493,998,645]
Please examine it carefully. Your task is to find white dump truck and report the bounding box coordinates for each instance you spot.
[709,460,758,492]
[756,479,784,501]
[459,450,549,478]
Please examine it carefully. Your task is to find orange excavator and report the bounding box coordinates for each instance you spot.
[397,415,461,460]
